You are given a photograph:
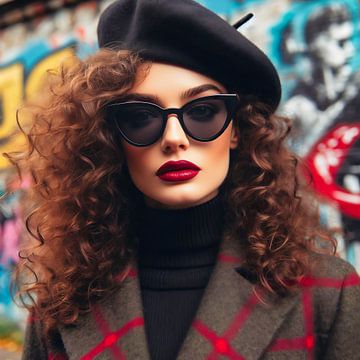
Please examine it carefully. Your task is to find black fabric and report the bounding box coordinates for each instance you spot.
[136,194,224,360]
[97,0,281,112]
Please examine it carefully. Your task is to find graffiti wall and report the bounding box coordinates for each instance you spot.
[245,0,360,269]
[0,0,113,353]
[273,0,360,268]
[0,0,359,354]
[203,0,360,268]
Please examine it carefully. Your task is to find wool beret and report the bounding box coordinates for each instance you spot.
[97,0,281,112]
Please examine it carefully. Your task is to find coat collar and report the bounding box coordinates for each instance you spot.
[59,235,300,360]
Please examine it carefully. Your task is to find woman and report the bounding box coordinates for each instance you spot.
[7,0,360,359]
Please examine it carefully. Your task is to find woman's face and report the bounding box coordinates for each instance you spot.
[121,62,238,209]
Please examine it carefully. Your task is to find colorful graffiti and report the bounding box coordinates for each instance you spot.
[205,0,360,268]
[202,0,360,266]
[0,0,360,355]
[0,1,112,354]
[0,54,69,345]
[272,0,360,268]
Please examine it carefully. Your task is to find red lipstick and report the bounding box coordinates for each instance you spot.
[156,160,201,182]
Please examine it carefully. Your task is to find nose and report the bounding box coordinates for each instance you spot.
[160,114,190,153]
[345,41,355,58]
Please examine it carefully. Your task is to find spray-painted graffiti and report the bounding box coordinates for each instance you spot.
[204,0,360,268]
[0,48,75,169]
[270,0,360,268]
[0,49,77,346]
[0,1,112,353]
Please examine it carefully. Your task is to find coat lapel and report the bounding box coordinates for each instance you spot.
[59,235,300,360]
[58,262,151,360]
[177,235,300,360]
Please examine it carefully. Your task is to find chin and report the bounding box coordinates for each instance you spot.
[145,188,219,209]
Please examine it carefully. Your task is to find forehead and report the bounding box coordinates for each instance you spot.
[131,62,227,94]
[328,22,354,40]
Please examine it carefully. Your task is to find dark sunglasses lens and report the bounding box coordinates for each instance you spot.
[110,103,163,145]
[183,99,228,139]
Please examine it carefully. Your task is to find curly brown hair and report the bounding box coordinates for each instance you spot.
[5,48,336,337]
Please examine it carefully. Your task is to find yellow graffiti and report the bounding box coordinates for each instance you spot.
[0,63,23,138]
[0,47,75,169]
[25,47,75,100]
[0,63,24,169]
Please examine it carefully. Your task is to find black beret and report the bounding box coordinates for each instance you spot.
[97,0,281,112]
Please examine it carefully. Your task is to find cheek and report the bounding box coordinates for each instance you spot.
[122,144,155,186]
[200,129,232,177]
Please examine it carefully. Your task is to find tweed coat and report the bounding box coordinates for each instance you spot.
[22,234,360,360]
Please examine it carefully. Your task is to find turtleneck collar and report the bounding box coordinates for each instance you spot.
[136,193,225,252]
[135,193,225,278]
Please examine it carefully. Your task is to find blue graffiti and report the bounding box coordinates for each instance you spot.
[199,0,265,16]
[270,0,360,76]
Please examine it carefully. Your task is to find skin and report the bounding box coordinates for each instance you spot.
[122,62,239,209]
[310,21,354,70]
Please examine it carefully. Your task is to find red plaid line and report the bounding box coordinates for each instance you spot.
[115,266,138,283]
[218,253,242,264]
[269,272,360,357]
[300,272,360,288]
[48,353,69,360]
[80,316,144,360]
[269,337,312,351]
[71,265,142,359]
[302,287,315,360]
[267,288,316,358]
[91,304,126,359]
[193,292,259,360]
[27,307,41,323]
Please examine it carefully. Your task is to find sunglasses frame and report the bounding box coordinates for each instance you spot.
[106,93,240,147]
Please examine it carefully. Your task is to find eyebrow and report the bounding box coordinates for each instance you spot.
[118,84,225,106]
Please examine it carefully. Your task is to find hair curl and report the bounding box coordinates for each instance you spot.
[5,48,336,338]
[223,98,336,295]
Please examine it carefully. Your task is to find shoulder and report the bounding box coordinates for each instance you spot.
[308,252,358,280]
[301,252,359,297]
[300,252,360,331]
[299,254,360,358]
[22,309,67,360]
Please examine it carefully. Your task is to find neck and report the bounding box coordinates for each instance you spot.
[135,193,225,288]
[136,193,224,252]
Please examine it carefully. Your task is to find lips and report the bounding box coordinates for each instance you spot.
[156,160,201,182]
[156,160,200,175]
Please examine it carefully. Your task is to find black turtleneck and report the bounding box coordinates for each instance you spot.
[135,194,225,360]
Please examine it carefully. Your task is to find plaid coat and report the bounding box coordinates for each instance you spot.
[22,234,360,360]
